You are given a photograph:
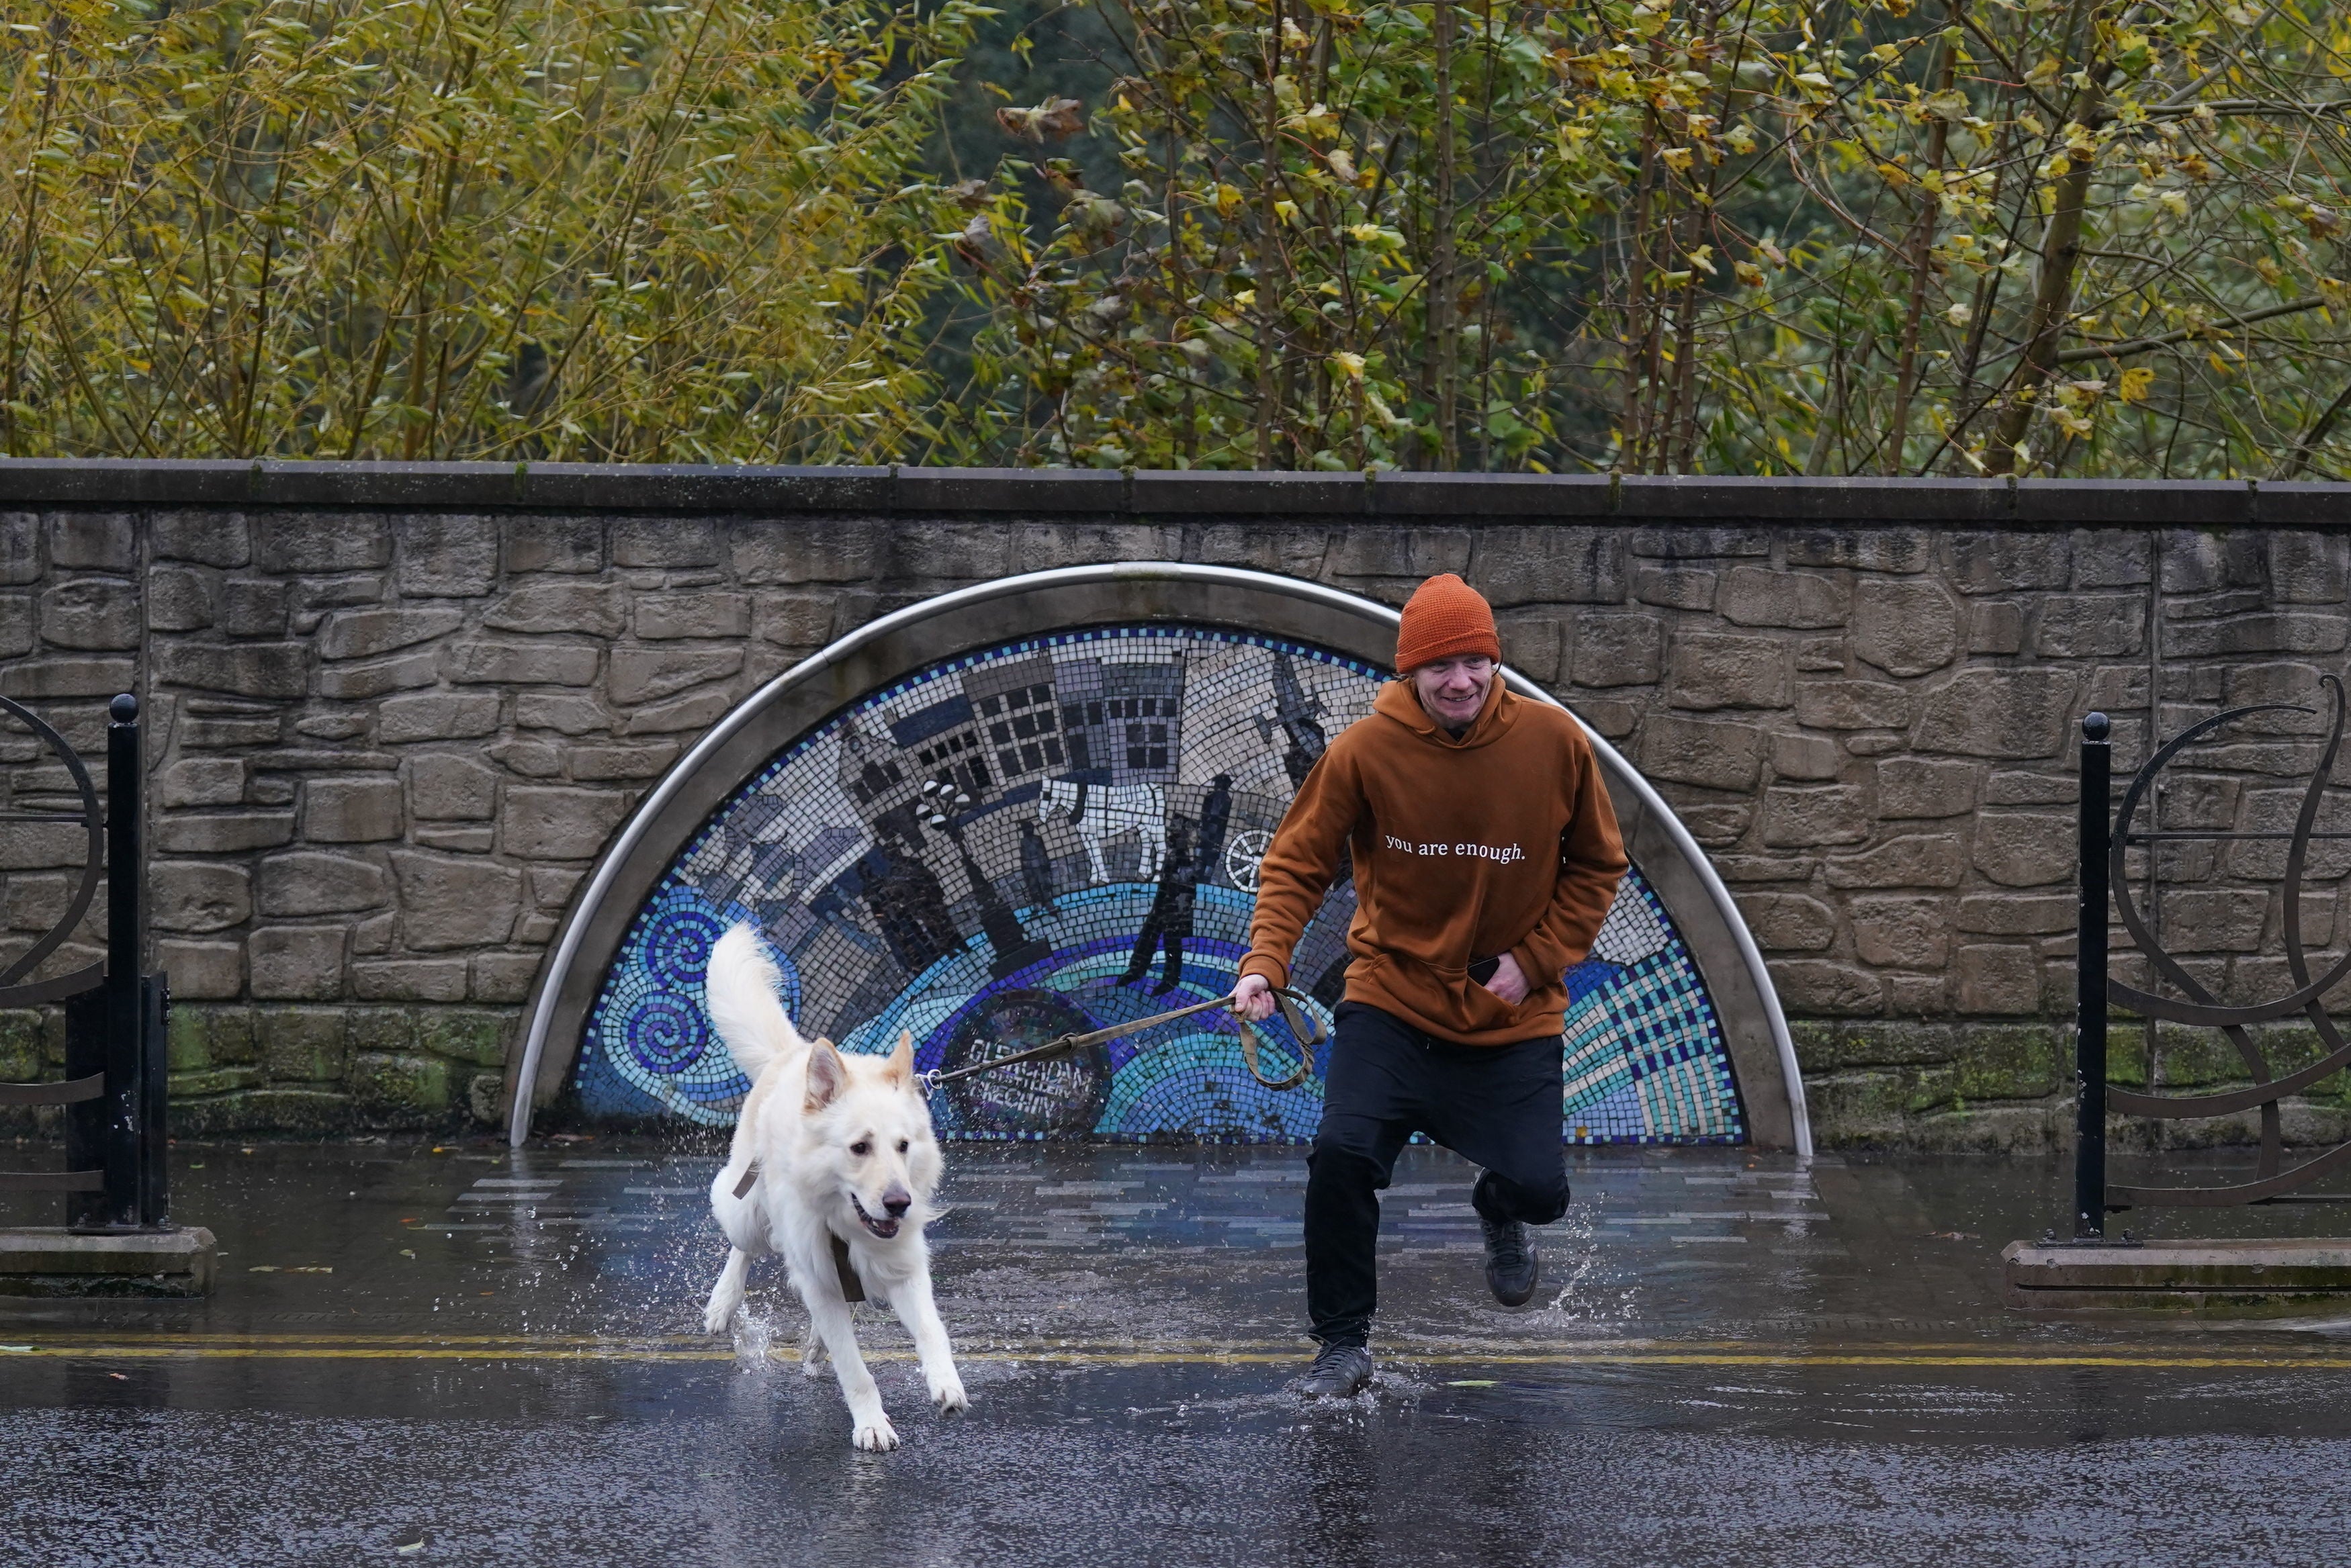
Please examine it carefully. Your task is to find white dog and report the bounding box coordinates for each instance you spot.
[1036,777,1167,884]
[701,923,967,1450]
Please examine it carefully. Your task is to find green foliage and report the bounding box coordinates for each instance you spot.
[950,0,2351,477]
[0,0,985,461]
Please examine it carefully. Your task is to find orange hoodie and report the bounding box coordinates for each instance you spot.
[1240,679,1628,1046]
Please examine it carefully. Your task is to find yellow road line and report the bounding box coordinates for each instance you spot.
[11,1344,2351,1370]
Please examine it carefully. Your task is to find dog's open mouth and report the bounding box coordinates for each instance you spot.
[850,1193,901,1240]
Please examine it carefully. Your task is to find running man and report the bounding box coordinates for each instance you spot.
[1233,573,1628,1397]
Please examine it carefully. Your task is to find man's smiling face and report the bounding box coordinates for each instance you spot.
[1410,654,1495,732]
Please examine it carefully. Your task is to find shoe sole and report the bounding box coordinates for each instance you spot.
[1487,1252,1540,1309]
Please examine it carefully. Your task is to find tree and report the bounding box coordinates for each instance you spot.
[1,0,983,461]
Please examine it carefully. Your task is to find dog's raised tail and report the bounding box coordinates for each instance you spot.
[705,923,805,1078]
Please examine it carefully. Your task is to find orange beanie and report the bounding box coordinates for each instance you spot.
[1394,573,1501,671]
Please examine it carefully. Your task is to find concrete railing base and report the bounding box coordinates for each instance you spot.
[2003,1237,2351,1314]
[0,1226,218,1297]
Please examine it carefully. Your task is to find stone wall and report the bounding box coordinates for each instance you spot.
[0,463,2344,1146]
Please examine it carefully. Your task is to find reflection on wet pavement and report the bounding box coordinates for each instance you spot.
[7,1139,2351,1565]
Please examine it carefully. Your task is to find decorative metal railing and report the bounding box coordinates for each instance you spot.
[0,694,169,1230]
[2074,676,2351,1236]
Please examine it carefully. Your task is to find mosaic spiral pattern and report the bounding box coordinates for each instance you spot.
[576,625,1745,1144]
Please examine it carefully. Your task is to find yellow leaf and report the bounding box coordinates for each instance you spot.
[2119,367,2155,402]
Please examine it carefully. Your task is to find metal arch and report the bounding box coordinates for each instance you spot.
[0,694,105,1002]
[508,562,1808,1156]
[2102,674,2351,1207]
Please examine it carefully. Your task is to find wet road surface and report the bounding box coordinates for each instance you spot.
[6,1138,2351,1565]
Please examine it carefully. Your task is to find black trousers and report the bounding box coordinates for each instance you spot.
[1304,1003,1568,1347]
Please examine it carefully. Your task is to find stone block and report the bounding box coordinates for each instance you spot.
[159,939,244,1000]
[251,928,348,1002]
[314,651,441,700]
[484,582,625,637]
[468,1072,506,1123]
[1,872,66,930]
[888,522,1013,581]
[0,594,30,659]
[1771,960,1882,1015]
[154,813,295,854]
[506,517,603,573]
[1849,896,1948,968]
[152,511,251,568]
[488,741,564,777]
[1852,578,1960,677]
[1719,567,1848,629]
[154,643,309,700]
[49,513,134,571]
[1637,717,1763,792]
[318,608,466,661]
[514,694,611,735]
[1794,680,1910,731]
[1967,601,2024,655]
[1957,894,2076,935]
[2073,529,2151,588]
[220,579,287,637]
[158,757,246,809]
[1676,804,1752,847]
[1984,771,2074,806]
[1633,568,1715,610]
[1627,526,1769,560]
[0,514,34,586]
[2160,528,2265,594]
[1568,614,1662,688]
[1329,528,1470,578]
[294,573,386,614]
[414,825,495,852]
[40,580,140,650]
[1887,974,1947,1015]
[612,517,719,569]
[1,656,137,698]
[350,1051,452,1118]
[752,592,837,647]
[731,519,884,586]
[2162,612,2348,659]
[572,745,680,782]
[1915,668,2080,757]
[2158,888,2269,954]
[255,514,390,571]
[1971,813,2074,887]
[257,851,389,917]
[1498,617,1562,684]
[1471,527,1627,606]
[148,567,216,632]
[635,592,750,641]
[302,777,404,843]
[352,962,471,1003]
[1794,637,1844,673]
[378,693,503,744]
[502,787,631,860]
[1668,634,1788,710]
[442,639,601,686]
[1736,892,1836,952]
[1948,531,2070,593]
[408,755,498,820]
[609,646,743,704]
[415,1010,510,1068]
[388,852,523,951]
[151,862,252,934]
[398,515,499,597]
[1784,528,1930,572]
[1771,733,1840,781]
[531,867,586,910]
[1571,699,1637,739]
[1953,944,2041,1014]
[1825,834,1965,889]
[2034,594,2145,658]
[2269,534,2347,604]
[1761,786,1869,847]
[472,953,544,1003]
[1876,757,1977,819]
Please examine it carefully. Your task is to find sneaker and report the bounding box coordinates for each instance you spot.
[1294,1341,1374,1397]
[1480,1215,1540,1307]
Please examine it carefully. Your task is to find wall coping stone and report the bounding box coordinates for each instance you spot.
[0,459,2337,526]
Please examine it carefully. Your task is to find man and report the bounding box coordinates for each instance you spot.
[1232,573,1628,1397]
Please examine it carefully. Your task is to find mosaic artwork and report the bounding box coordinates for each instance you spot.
[577,625,1746,1144]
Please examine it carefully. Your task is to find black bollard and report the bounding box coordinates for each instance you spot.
[2074,712,2111,1241]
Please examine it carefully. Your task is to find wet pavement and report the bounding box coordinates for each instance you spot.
[7,1138,2351,1565]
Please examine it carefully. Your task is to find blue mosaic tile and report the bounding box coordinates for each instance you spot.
[575,625,1746,1144]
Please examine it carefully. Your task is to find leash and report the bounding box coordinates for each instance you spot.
[919,985,1327,1095]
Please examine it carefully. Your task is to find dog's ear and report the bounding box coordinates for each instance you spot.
[883,1029,915,1088]
[804,1039,847,1112]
